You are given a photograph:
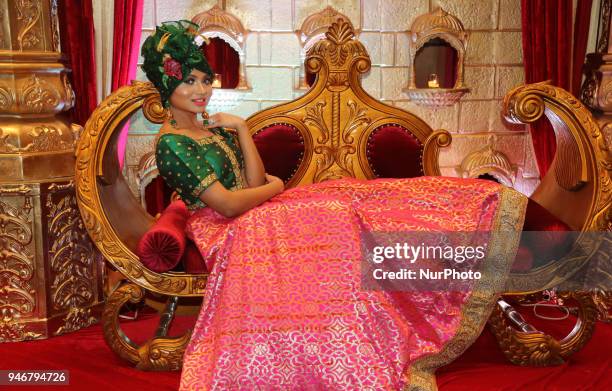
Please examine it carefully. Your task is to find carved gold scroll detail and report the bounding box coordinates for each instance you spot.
[102,283,190,371]
[16,0,42,51]
[0,85,15,111]
[1,0,101,342]
[0,7,6,48]
[0,125,74,153]
[503,81,611,231]
[591,290,611,322]
[49,0,60,52]
[0,192,37,342]
[46,184,99,335]
[490,292,599,366]
[296,6,355,89]
[21,75,61,113]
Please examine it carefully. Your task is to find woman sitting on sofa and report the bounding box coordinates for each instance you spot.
[142,20,527,391]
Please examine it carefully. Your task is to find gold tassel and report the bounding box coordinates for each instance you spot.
[156,32,171,52]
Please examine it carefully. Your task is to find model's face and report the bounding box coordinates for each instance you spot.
[169,69,213,113]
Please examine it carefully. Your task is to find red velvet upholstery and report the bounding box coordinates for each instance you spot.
[514,198,573,271]
[182,241,208,274]
[523,198,572,232]
[524,198,573,266]
[366,124,424,178]
[144,175,174,216]
[253,123,305,183]
[137,200,190,272]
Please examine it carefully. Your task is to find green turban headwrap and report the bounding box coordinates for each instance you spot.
[141,20,214,107]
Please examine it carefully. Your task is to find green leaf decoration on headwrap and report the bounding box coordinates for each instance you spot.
[141,20,214,107]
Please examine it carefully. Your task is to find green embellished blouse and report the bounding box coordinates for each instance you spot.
[155,128,246,210]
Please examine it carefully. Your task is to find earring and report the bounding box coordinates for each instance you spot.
[167,106,177,128]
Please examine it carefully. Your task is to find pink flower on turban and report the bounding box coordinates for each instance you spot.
[163,56,183,80]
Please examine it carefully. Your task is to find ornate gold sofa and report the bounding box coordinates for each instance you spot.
[75,21,610,371]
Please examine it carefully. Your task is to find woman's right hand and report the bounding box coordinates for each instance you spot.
[265,174,284,194]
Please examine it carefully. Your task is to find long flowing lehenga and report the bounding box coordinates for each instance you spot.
[156,130,527,390]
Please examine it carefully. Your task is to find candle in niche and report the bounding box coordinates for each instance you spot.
[427,73,440,88]
[212,73,222,88]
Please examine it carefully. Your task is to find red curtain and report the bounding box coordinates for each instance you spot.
[521,0,592,178]
[202,37,240,89]
[58,0,97,126]
[111,0,144,91]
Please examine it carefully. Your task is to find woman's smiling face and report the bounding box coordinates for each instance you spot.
[169,69,213,113]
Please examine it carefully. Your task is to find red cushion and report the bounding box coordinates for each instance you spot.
[253,123,305,183]
[366,125,424,178]
[182,241,208,273]
[137,200,190,272]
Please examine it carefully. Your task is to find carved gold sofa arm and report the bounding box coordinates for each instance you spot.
[491,81,611,366]
[75,82,207,371]
[75,82,208,298]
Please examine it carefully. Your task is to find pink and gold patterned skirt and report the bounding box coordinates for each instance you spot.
[182,177,526,390]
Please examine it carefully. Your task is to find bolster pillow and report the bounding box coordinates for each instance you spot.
[137,200,190,272]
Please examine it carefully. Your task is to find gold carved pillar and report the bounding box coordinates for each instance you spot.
[0,0,104,342]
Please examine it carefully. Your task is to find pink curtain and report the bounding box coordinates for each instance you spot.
[521,0,592,178]
[112,0,144,167]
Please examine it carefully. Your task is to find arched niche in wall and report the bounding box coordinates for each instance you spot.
[191,5,251,111]
[296,6,356,89]
[202,37,240,89]
[403,7,469,107]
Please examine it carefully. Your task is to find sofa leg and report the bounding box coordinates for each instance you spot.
[154,295,179,337]
[488,292,598,366]
[102,283,191,371]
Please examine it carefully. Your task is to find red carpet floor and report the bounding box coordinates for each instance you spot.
[1,311,611,391]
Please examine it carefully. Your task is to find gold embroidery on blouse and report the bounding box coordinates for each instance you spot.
[156,132,244,211]
[186,200,206,210]
[197,133,245,190]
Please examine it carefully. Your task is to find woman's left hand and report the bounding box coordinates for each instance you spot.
[205,112,247,132]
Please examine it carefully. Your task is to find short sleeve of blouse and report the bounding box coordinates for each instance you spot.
[156,135,218,203]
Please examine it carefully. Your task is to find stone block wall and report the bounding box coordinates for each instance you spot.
[129,0,539,196]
